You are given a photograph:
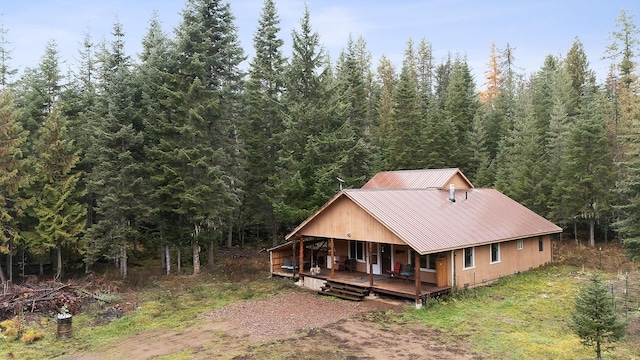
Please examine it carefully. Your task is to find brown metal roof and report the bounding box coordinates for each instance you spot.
[361,168,473,190]
[285,188,562,254]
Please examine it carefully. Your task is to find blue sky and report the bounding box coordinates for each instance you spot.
[1,0,638,87]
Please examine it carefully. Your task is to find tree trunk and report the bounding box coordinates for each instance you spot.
[7,238,13,282]
[596,340,601,360]
[270,211,278,247]
[207,240,214,268]
[120,245,128,278]
[0,257,6,285]
[227,217,233,248]
[192,240,200,275]
[177,247,182,273]
[574,218,578,245]
[589,219,595,248]
[55,243,62,281]
[165,245,171,276]
[39,262,43,276]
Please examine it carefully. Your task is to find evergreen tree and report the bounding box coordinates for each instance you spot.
[569,274,627,360]
[269,6,332,226]
[0,23,17,89]
[137,11,182,273]
[242,0,286,246]
[556,84,613,247]
[32,106,85,280]
[444,56,480,172]
[86,21,145,277]
[372,55,396,171]
[0,90,30,284]
[384,39,423,170]
[172,0,245,273]
[479,41,501,106]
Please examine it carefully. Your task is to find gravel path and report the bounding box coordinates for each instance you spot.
[201,291,398,340]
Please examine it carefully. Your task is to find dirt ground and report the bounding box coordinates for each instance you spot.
[64,291,481,360]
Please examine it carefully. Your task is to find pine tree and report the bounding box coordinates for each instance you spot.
[0,90,30,284]
[372,55,396,171]
[569,274,627,360]
[242,0,286,247]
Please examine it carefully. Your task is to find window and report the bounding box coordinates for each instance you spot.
[420,254,437,270]
[490,243,500,263]
[463,247,474,269]
[517,239,523,250]
[349,240,365,261]
[538,237,544,252]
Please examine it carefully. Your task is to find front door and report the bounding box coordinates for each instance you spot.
[369,243,381,274]
[381,244,392,274]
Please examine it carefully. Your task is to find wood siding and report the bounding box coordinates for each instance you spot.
[297,197,407,245]
[449,173,473,189]
[454,235,552,289]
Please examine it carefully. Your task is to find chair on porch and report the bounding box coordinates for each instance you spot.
[400,263,415,279]
[335,256,348,271]
[386,262,402,277]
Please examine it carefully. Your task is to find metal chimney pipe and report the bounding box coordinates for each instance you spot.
[449,184,456,202]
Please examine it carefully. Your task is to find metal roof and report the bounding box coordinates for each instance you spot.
[361,168,473,190]
[286,188,562,254]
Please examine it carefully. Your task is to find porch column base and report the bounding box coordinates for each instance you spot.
[415,299,422,309]
[295,279,304,286]
[366,291,378,299]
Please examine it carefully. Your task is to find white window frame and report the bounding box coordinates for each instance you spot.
[490,243,500,264]
[463,247,474,269]
[517,239,523,250]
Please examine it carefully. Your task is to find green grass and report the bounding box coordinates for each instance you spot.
[0,271,296,360]
[404,265,639,359]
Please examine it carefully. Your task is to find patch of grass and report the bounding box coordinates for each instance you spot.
[404,265,638,359]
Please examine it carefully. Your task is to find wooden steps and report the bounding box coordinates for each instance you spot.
[319,280,369,301]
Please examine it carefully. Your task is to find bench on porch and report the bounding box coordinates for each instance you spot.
[280,258,298,271]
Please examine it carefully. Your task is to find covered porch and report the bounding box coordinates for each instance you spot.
[270,236,451,305]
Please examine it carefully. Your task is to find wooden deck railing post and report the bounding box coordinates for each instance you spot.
[330,238,335,279]
[414,250,421,309]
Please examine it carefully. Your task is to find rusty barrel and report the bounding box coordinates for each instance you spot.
[57,314,72,338]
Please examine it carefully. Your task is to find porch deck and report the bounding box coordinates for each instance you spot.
[272,269,450,302]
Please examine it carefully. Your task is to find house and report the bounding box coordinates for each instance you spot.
[269,169,562,308]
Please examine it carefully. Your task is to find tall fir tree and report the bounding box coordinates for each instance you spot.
[444,56,480,172]
[86,21,145,277]
[242,0,286,246]
[32,106,85,280]
[384,39,423,170]
[0,90,30,283]
[0,23,17,89]
[172,0,245,273]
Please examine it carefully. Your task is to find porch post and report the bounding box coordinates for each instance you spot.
[292,241,296,278]
[298,235,304,283]
[330,238,335,279]
[414,250,422,309]
[368,242,374,287]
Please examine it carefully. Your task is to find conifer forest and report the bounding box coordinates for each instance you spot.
[1,0,639,281]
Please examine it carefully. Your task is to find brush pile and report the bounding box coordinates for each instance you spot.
[0,280,83,320]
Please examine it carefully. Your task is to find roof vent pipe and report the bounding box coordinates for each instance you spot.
[449,184,456,202]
